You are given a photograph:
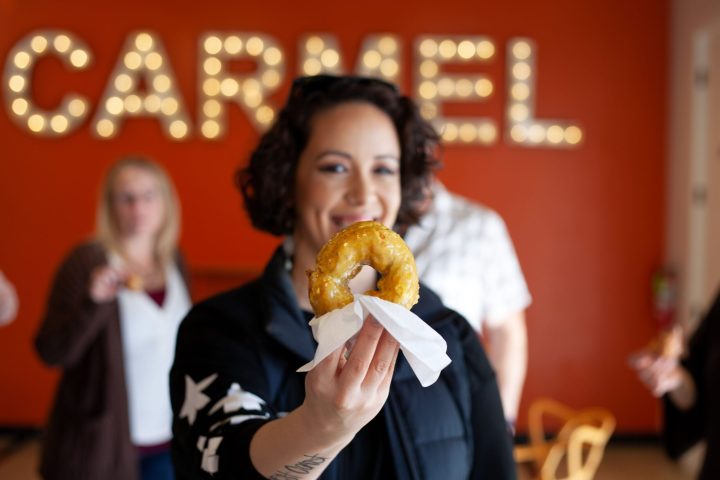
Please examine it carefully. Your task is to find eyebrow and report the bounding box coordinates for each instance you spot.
[314,150,400,162]
[375,154,400,163]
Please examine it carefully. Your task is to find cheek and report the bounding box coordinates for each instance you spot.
[151,202,166,224]
[299,179,335,211]
[384,185,402,223]
[384,181,402,208]
[114,206,131,224]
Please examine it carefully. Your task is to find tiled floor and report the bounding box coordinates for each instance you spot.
[0,437,701,479]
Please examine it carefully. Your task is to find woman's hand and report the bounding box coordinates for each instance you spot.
[249,315,401,479]
[302,315,400,444]
[629,347,696,410]
[630,326,685,397]
[88,265,125,303]
[630,352,684,397]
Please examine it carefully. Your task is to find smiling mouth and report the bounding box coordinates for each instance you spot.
[331,215,379,229]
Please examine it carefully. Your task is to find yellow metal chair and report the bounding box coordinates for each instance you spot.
[514,398,616,480]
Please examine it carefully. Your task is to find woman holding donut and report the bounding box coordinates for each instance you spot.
[170,75,515,479]
[35,156,191,480]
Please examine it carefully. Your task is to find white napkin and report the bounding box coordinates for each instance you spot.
[297,294,451,387]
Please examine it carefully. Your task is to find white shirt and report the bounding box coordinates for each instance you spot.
[404,183,531,331]
[116,259,191,446]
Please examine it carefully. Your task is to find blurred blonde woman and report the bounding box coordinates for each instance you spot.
[36,156,191,480]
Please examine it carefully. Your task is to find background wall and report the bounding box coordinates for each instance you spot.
[0,0,667,433]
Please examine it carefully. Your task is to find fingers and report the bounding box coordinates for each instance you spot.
[652,375,677,397]
[308,316,392,392]
[628,351,654,370]
[634,355,682,396]
[337,316,385,390]
[302,316,400,442]
[304,346,345,405]
[309,315,400,404]
[89,265,124,303]
[378,341,400,392]
[362,329,399,390]
[337,316,400,392]
[312,345,344,378]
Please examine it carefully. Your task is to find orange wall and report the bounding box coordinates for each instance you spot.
[0,0,667,433]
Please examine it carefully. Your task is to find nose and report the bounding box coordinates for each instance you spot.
[346,171,373,206]
[121,195,150,218]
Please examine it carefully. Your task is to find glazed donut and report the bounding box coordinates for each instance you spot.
[647,327,682,358]
[125,273,144,291]
[308,221,419,316]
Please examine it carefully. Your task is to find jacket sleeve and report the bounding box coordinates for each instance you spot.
[459,316,517,479]
[35,244,117,368]
[170,296,279,480]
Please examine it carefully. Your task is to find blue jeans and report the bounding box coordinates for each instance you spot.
[140,448,175,480]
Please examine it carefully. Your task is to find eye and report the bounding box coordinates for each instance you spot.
[114,193,134,205]
[374,164,398,175]
[318,163,348,174]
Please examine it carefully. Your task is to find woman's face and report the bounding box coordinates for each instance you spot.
[111,166,166,239]
[294,101,402,255]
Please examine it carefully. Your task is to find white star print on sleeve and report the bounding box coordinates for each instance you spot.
[196,435,223,475]
[207,383,271,431]
[179,373,218,425]
[209,382,266,415]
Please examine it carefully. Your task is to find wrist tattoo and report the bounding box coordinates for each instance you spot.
[268,454,327,479]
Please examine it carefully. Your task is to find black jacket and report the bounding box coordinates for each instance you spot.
[170,248,515,479]
[663,290,720,480]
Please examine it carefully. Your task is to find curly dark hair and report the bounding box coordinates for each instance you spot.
[236,75,441,236]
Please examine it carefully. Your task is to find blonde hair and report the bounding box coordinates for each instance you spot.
[95,156,181,266]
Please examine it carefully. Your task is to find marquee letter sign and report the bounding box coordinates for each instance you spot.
[92,31,191,140]
[2,30,583,147]
[4,30,92,137]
